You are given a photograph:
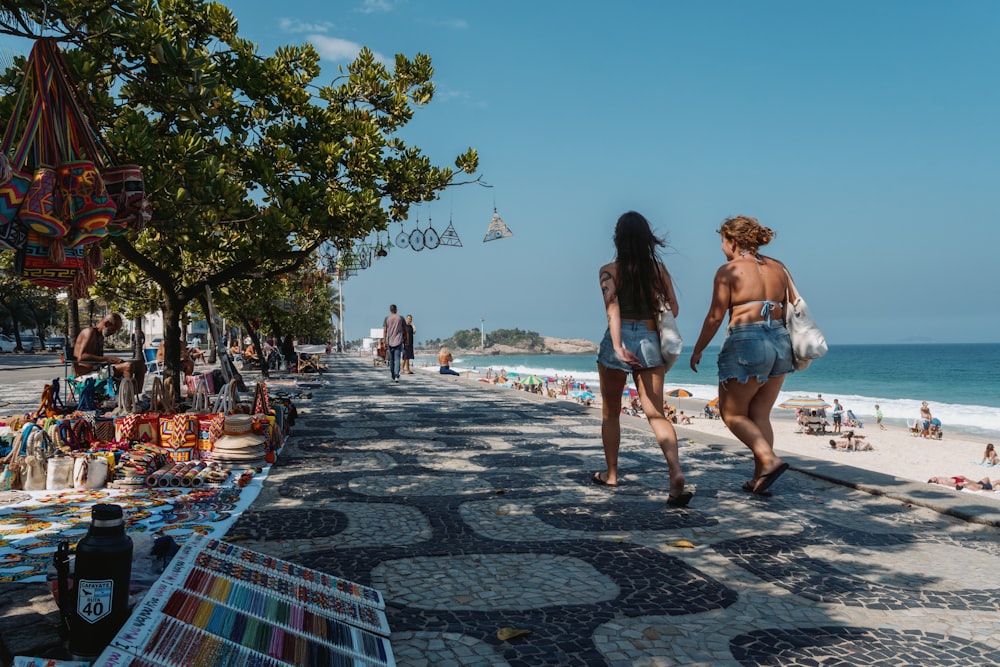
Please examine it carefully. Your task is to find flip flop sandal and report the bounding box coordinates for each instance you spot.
[741,480,771,497]
[753,462,789,495]
[666,492,693,508]
[591,471,617,487]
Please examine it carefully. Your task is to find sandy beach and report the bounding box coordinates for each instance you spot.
[440,366,1000,502]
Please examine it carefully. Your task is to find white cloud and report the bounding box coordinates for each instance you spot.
[418,18,469,30]
[309,34,388,65]
[356,0,392,14]
[279,18,335,33]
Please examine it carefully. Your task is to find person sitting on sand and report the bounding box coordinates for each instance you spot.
[981,443,999,466]
[438,347,461,376]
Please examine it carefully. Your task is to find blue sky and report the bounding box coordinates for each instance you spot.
[10,1,1000,345]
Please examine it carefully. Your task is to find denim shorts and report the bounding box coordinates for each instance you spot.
[717,320,795,385]
[597,322,665,373]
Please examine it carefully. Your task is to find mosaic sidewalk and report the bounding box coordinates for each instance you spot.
[2,355,1000,665]
[229,356,1000,666]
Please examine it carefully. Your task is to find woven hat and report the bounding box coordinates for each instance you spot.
[223,414,253,436]
[211,414,266,467]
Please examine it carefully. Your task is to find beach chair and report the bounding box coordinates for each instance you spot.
[806,414,826,434]
[845,410,863,429]
[143,347,163,379]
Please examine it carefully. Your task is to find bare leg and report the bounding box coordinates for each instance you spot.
[634,366,684,498]
[720,375,786,483]
[597,363,628,485]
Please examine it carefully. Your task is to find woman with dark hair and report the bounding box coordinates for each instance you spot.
[594,211,690,507]
[690,215,794,496]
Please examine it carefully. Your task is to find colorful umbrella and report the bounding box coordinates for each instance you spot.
[570,390,596,400]
[622,387,638,398]
[521,375,544,386]
[778,396,831,410]
[665,388,693,412]
[665,388,693,399]
[706,396,719,407]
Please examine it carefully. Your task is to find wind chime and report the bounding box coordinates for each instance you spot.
[483,206,513,243]
[438,211,463,247]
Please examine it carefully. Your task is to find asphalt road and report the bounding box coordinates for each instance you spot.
[0,352,69,384]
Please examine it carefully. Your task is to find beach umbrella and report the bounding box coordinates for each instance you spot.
[505,372,520,378]
[622,387,638,398]
[570,390,596,400]
[665,388,693,412]
[707,397,719,407]
[521,375,544,386]
[778,396,831,410]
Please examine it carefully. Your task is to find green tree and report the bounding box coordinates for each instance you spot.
[0,1,478,394]
[213,265,337,375]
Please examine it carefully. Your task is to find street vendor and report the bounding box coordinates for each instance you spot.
[73,312,146,390]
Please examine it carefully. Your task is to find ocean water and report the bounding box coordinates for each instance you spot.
[423,344,1000,440]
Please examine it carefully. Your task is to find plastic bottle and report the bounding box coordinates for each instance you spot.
[69,503,133,660]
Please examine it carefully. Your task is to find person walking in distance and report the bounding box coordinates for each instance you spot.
[401,315,416,374]
[383,304,406,382]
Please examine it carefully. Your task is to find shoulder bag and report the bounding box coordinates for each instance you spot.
[784,268,828,370]
[653,266,682,372]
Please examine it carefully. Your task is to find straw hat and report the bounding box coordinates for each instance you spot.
[211,414,266,466]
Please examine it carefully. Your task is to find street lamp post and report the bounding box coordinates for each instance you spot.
[338,272,345,351]
[480,318,485,349]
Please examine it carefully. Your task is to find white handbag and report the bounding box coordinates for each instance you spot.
[46,454,75,490]
[784,269,827,370]
[655,298,683,373]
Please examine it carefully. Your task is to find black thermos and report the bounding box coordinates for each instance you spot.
[69,503,133,659]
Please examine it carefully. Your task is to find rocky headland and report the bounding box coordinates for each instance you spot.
[439,336,598,356]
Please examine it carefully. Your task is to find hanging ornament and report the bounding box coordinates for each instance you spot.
[409,210,425,251]
[423,211,440,249]
[395,223,410,249]
[439,215,463,247]
[483,207,513,242]
[355,242,372,270]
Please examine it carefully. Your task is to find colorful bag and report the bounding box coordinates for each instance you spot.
[114,413,160,445]
[18,166,68,237]
[58,159,114,246]
[16,231,84,288]
[103,164,149,235]
[0,71,42,246]
[195,413,225,458]
[160,413,197,450]
[0,175,30,250]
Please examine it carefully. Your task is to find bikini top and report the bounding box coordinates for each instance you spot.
[731,300,784,326]
[731,251,784,326]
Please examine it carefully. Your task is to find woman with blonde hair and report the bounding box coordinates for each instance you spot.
[690,215,795,496]
[595,211,690,507]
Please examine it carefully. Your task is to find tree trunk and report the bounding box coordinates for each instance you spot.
[161,296,185,404]
[238,312,269,379]
[68,298,80,343]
